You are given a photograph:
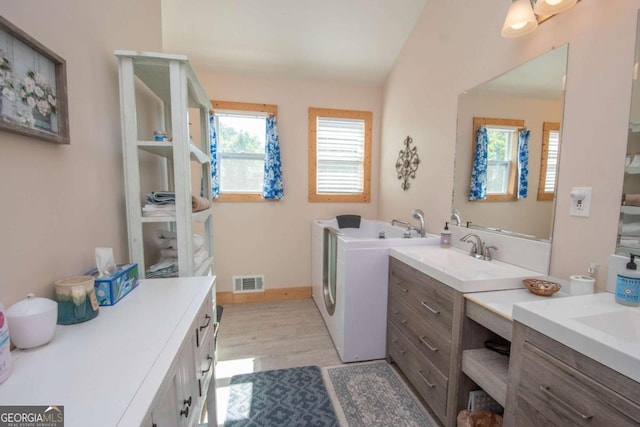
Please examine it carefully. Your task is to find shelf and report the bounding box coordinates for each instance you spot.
[461,348,508,407]
[137,141,210,164]
[141,208,212,223]
[114,50,210,110]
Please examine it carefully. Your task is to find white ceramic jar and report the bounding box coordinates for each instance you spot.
[6,294,58,349]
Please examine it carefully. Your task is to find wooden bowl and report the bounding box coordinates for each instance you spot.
[523,279,561,297]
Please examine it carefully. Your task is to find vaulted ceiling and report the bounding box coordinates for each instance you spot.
[161,0,428,85]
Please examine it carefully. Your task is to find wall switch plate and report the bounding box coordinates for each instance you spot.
[570,187,592,217]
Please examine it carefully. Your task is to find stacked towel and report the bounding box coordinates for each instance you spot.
[146,230,209,278]
[146,191,176,205]
[621,222,640,237]
[142,192,211,217]
[191,195,211,212]
[624,193,640,206]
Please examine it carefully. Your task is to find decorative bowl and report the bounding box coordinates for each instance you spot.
[523,279,561,297]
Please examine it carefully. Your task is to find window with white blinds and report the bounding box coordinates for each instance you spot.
[538,122,561,201]
[309,108,372,202]
[543,130,559,192]
[316,117,365,194]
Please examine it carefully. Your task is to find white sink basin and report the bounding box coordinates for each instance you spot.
[513,293,640,382]
[390,246,545,292]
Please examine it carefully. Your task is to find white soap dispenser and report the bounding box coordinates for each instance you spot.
[615,254,640,307]
[441,222,452,248]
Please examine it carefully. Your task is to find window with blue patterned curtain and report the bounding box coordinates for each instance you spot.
[210,101,282,201]
[470,117,526,202]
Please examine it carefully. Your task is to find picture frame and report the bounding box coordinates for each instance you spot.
[0,16,69,144]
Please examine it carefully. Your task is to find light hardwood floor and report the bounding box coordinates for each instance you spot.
[214,298,344,425]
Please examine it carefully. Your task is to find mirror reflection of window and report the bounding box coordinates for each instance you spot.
[472,117,524,202]
[537,122,560,201]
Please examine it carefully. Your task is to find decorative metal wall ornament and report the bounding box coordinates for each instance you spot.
[395,135,420,191]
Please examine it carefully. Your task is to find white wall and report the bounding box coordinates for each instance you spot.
[0,1,162,307]
[196,71,382,292]
[380,0,637,290]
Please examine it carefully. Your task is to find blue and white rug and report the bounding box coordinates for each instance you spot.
[324,361,438,427]
[224,365,338,426]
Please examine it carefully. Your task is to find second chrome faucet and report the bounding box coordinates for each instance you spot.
[460,233,498,261]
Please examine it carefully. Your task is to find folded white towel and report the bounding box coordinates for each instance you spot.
[620,238,640,249]
[621,222,640,237]
[154,230,205,250]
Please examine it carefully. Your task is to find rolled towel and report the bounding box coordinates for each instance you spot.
[621,222,640,237]
[625,193,640,206]
[192,195,211,212]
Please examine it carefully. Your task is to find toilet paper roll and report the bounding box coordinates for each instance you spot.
[568,275,595,296]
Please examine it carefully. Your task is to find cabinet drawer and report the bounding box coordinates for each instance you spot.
[388,321,447,421]
[389,258,454,334]
[517,342,640,426]
[197,330,216,399]
[388,295,451,375]
[195,292,215,348]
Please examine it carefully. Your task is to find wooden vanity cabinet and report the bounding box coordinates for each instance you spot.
[387,257,465,427]
[505,322,640,427]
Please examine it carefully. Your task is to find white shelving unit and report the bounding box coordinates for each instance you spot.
[115,50,213,278]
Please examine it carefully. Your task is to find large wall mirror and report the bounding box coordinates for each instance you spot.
[618,11,640,256]
[453,44,568,242]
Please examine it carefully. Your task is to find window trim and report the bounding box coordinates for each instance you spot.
[472,117,524,202]
[308,107,372,203]
[211,100,278,203]
[537,121,560,201]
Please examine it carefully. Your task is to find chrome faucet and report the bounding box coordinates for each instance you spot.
[391,219,412,229]
[450,209,461,227]
[412,209,426,237]
[460,233,484,259]
[460,233,498,261]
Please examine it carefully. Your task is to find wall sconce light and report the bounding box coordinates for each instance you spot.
[533,0,577,15]
[502,0,579,38]
[501,0,538,38]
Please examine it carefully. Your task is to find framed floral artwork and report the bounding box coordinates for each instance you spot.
[0,16,69,144]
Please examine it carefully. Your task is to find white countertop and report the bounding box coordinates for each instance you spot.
[512,292,640,383]
[390,245,544,292]
[464,288,568,320]
[0,276,214,427]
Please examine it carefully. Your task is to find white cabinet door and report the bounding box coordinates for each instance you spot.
[150,369,183,427]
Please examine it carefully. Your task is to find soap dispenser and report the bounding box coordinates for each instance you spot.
[441,222,452,248]
[615,254,640,306]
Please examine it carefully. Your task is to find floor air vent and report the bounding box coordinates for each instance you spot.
[233,275,265,293]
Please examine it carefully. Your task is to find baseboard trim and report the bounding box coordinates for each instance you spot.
[217,286,311,305]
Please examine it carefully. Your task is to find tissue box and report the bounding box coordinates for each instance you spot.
[87,263,139,306]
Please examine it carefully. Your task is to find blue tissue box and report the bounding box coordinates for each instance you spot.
[88,263,139,306]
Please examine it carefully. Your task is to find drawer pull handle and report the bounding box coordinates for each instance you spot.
[200,314,212,331]
[392,339,398,344]
[420,301,440,314]
[395,282,408,293]
[393,311,408,324]
[202,355,214,374]
[417,370,435,388]
[419,336,438,352]
[539,385,593,421]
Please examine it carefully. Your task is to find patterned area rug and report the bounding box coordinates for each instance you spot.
[324,361,438,427]
[224,365,338,426]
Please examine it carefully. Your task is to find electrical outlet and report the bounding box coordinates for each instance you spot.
[570,187,592,217]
